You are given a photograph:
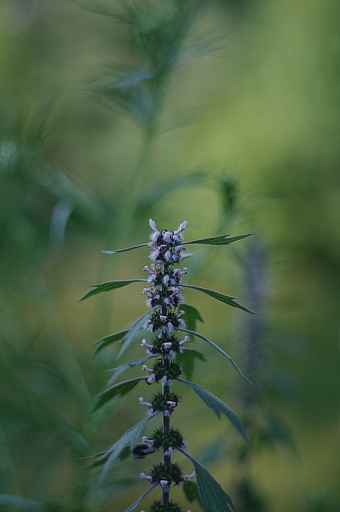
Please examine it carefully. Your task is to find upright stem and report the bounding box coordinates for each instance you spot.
[162,376,171,507]
[162,263,171,508]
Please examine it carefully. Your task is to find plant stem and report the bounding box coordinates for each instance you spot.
[162,378,171,508]
[162,263,171,508]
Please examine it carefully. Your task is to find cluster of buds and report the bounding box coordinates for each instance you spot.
[138,220,194,511]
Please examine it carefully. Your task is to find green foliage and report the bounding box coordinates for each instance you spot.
[193,459,238,512]
[179,449,237,512]
[178,328,252,384]
[87,219,252,512]
[118,309,157,358]
[180,303,204,333]
[182,480,203,507]
[80,279,146,301]
[93,329,129,355]
[176,348,206,381]
[95,416,151,477]
[107,356,154,384]
[93,377,145,411]
[184,233,252,247]
[177,378,249,443]
[181,284,255,314]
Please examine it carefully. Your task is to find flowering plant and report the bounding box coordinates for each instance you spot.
[82,220,253,512]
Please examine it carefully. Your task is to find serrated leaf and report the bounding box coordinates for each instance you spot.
[100,416,150,479]
[118,308,156,358]
[107,355,154,384]
[177,327,252,386]
[185,233,252,247]
[177,378,249,443]
[181,284,254,314]
[183,480,203,506]
[93,329,129,355]
[178,450,238,512]
[194,459,237,512]
[102,242,149,254]
[93,377,145,411]
[181,303,204,335]
[176,348,206,381]
[80,279,146,301]
[195,460,237,512]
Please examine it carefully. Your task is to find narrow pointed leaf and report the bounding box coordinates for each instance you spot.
[123,483,158,512]
[177,327,252,385]
[177,378,249,443]
[184,233,252,246]
[178,449,238,512]
[181,284,254,314]
[83,450,109,469]
[102,242,149,254]
[93,329,129,355]
[118,308,156,358]
[195,460,238,512]
[80,279,146,301]
[93,377,145,411]
[107,355,154,385]
[101,416,150,479]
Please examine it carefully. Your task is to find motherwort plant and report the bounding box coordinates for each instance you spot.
[82,220,253,512]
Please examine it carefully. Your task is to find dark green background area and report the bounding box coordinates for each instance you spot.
[0,1,339,511]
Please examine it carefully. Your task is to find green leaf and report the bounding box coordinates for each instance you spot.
[183,480,203,506]
[80,279,146,301]
[0,495,43,511]
[100,416,151,479]
[107,355,154,384]
[118,308,156,358]
[93,329,129,355]
[123,483,158,512]
[181,284,254,314]
[181,303,204,335]
[184,233,252,247]
[102,242,149,254]
[177,378,249,443]
[177,327,252,386]
[176,348,206,381]
[194,460,238,512]
[93,377,145,411]
[178,449,238,512]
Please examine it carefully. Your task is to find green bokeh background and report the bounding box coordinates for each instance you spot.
[0,1,339,511]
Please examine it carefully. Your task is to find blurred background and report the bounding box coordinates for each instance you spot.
[0,1,339,511]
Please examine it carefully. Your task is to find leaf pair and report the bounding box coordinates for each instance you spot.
[101,232,252,255]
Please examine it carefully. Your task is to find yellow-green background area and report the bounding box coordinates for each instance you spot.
[0,1,339,511]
